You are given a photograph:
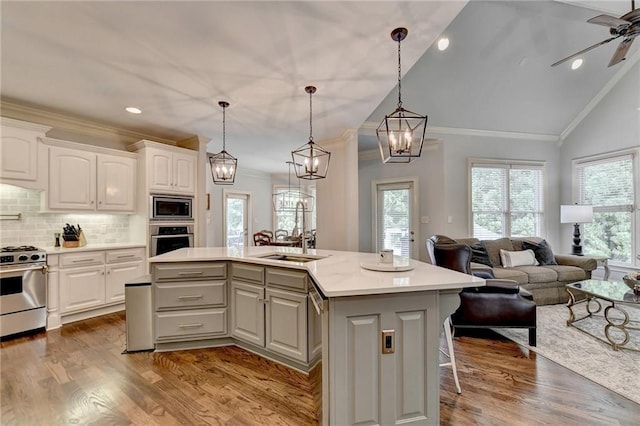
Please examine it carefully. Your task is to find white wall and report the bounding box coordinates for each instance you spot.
[316,130,359,251]
[559,60,640,264]
[358,132,561,262]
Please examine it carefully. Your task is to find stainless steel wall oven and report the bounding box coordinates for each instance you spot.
[0,246,47,339]
[150,224,194,257]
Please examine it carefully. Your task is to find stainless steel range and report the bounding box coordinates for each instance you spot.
[0,245,47,339]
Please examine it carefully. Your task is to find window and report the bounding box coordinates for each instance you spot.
[470,159,545,239]
[575,150,638,266]
[273,184,316,235]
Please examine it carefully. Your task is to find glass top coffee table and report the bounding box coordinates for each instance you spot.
[566,279,639,351]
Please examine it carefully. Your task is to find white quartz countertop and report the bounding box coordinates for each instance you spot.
[42,242,146,254]
[148,246,484,298]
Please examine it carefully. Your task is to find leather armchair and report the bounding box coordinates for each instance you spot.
[427,236,537,346]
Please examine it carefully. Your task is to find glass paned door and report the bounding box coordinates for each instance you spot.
[374,179,417,258]
[224,191,250,247]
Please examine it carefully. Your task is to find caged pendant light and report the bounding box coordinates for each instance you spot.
[291,86,331,180]
[208,101,238,185]
[272,161,314,213]
[376,27,428,164]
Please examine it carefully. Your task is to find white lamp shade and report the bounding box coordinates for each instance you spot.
[560,205,593,223]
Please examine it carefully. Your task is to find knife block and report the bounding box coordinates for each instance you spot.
[62,240,79,248]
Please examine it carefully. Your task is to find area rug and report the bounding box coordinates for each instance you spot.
[494,303,640,404]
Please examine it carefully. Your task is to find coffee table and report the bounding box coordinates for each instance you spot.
[566,279,639,352]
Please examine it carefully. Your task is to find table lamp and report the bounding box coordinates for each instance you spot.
[560,204,593,256]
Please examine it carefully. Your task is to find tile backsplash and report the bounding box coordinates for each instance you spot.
[0,184,131,247]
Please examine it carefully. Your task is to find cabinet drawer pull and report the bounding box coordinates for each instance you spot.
[177,271,204,276]
[178,323,203,329]
[116,254,135,259]
[72,259,94,263]
[177,295,203,300]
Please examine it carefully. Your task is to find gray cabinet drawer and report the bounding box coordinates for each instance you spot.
[155,280,226,310]
[266,267,308,292]
[155,308,227,340]
[153,262,227,281]
[231,263,264,284]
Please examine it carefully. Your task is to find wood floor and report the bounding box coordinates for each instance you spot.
[1,312,639,425]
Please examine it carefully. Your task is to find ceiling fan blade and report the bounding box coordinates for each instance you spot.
[587,14,631,28]
[551,36,620,67]
[608,37,635,66]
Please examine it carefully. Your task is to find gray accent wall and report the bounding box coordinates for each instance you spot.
[559,61,640,255]
[359,134,561,262]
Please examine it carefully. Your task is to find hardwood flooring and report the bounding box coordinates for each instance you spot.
[1,312,639,425]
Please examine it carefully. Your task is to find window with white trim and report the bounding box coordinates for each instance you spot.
[574,150,638,266]
[470,160,545,239]
[273,184,316,235]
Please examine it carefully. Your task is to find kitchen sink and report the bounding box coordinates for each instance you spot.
[256,253,327,263]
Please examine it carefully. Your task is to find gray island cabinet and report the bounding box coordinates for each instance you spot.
[148,246,483,425]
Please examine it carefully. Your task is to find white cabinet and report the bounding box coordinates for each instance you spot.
[152,261,228,343]
[48,147,96,210]
[146,146,196,195]
[58,247,145,317]
[47,142,136,212]
[97,154,137,211]
[60,264,105,313]
[0,118,50,185]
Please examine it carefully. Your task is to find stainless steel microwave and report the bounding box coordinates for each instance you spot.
[150,195,193,221]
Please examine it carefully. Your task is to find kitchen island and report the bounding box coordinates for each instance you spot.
[148,246,484,425]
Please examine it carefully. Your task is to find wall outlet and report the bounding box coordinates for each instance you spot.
[381,330,395,354]
[421,216,429,224]
[447,216,453,224]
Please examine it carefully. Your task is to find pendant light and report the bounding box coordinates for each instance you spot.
[272,161,314,212]
[376,27,428,164]
[208,101,238,185]
[291,85,331,180]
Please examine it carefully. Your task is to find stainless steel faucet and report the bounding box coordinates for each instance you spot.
[294,200,308,254]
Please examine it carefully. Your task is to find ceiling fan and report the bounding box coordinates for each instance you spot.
[552,0,639,67]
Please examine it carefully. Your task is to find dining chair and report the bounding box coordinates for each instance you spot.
[253,232,272,246]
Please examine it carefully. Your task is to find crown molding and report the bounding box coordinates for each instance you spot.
[559,49,640,145]
[0,99,178,146]
[358,139,440,162]
[359,121,559,142]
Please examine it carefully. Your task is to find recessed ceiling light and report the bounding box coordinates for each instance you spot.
[571,59,583,70]
[437,37,450,51]
[125,106,142,114]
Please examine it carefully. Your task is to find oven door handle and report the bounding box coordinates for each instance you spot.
[0,264,48,275]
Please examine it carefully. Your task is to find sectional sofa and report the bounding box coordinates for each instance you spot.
[437,236,598,305]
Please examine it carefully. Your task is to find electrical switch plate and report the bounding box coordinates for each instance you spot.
[447,215,453,224]
[421,216,429,224]
[382,330,395,354]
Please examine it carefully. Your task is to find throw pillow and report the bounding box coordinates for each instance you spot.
[483,238,515,267]
[500,249,539,268]
[522,239,558,265]
[470,241,492,267]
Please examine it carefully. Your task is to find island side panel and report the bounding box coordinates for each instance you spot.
[328,290,441,426]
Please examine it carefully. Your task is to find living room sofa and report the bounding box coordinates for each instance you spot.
[437,236,598,305]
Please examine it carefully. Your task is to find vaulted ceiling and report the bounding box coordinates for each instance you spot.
[1,1,637,173]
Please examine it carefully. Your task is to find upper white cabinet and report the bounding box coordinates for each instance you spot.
[46,139,137,212]
[147,147,196,195]
[0,117,51,188]
[130,140,197,196]
[97,154,137,211]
